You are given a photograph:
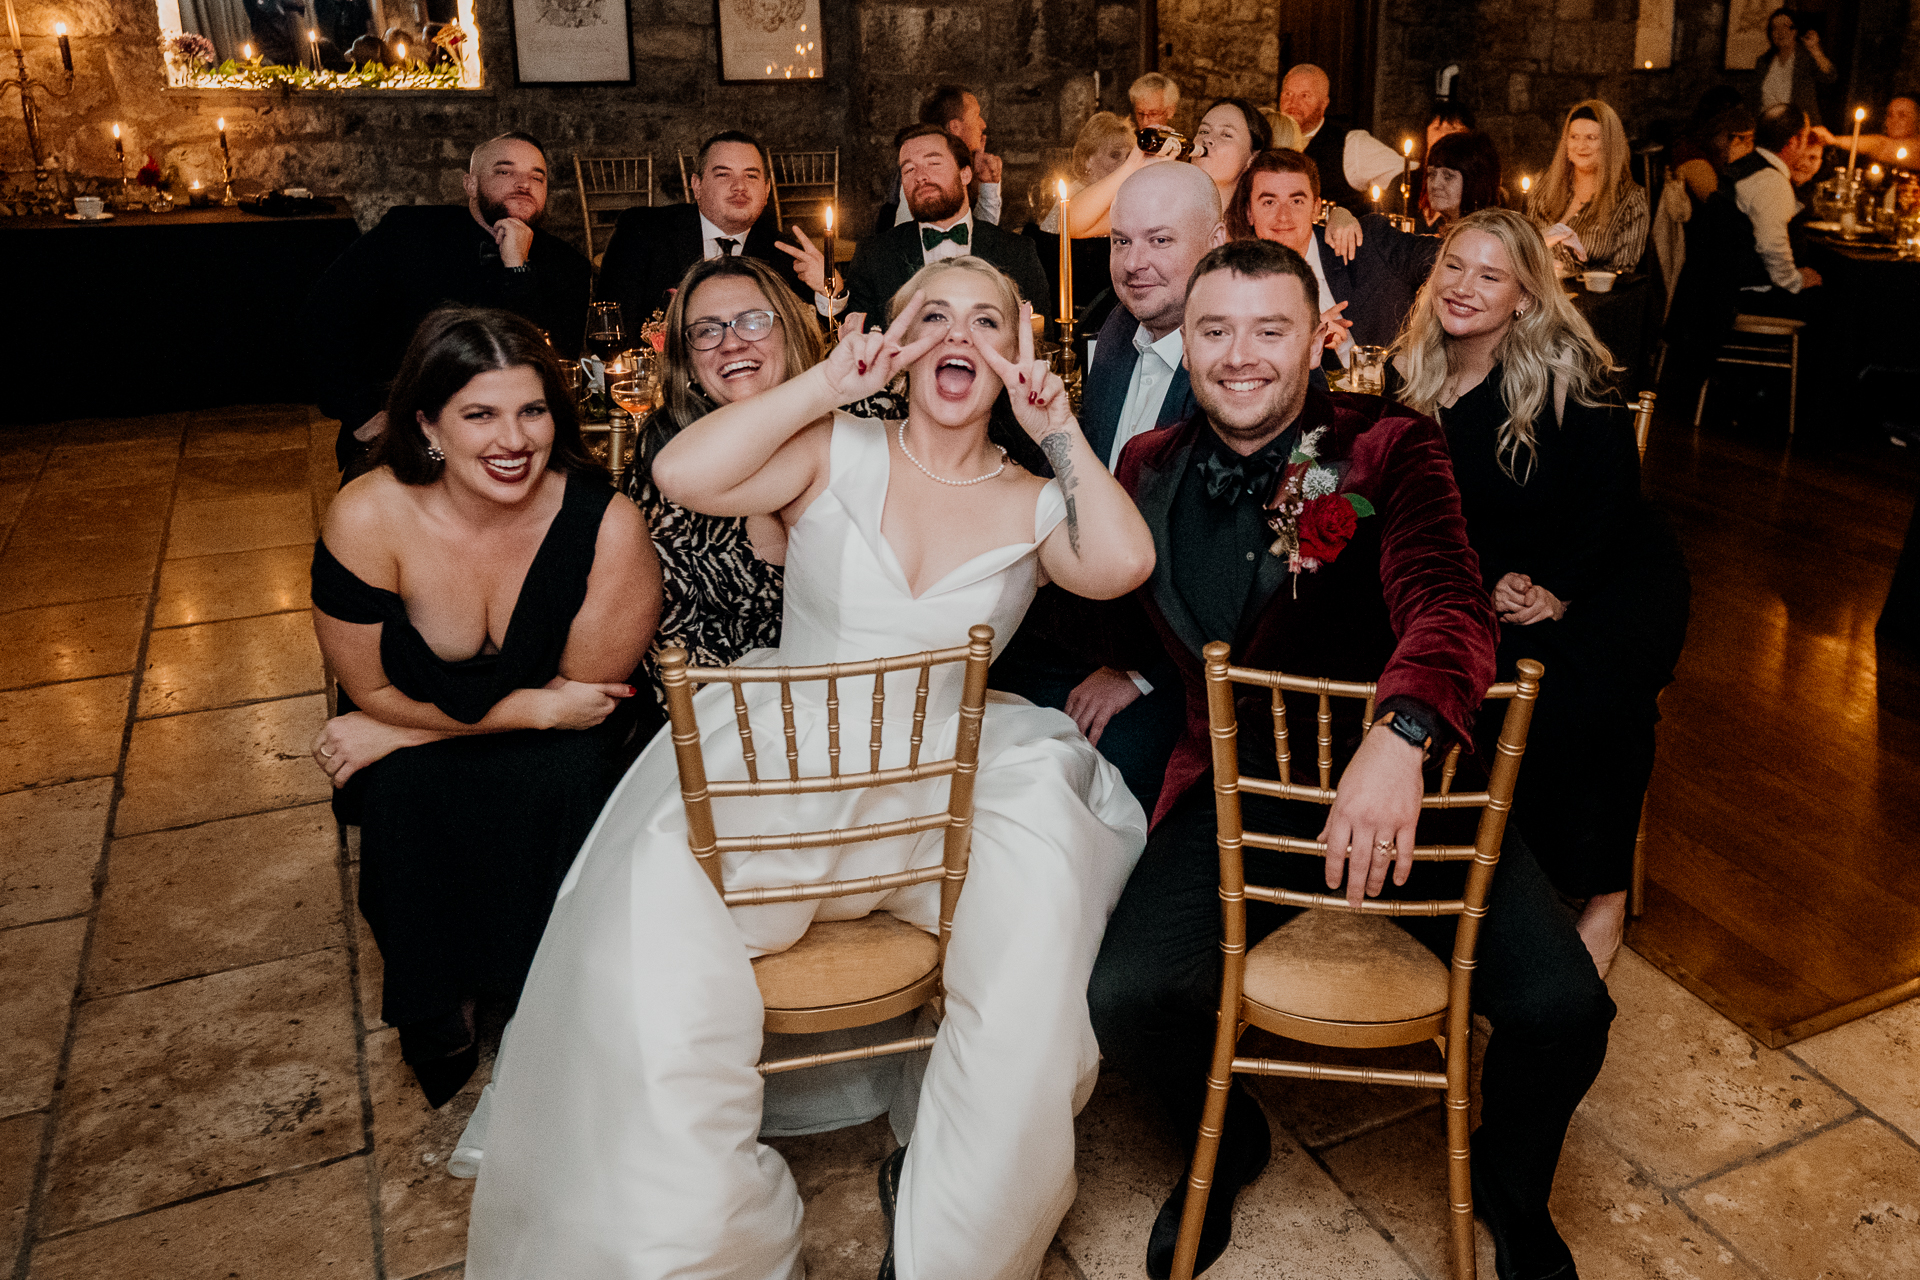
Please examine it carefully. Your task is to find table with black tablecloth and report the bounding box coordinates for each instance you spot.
[1569,272,1660,390]
[1,206,362,424]
[1797,234,1920,376]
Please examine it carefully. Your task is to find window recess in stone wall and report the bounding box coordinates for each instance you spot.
[156,0,483,90]
[1634,0,1675,70]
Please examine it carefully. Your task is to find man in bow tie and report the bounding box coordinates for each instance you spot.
[1084,238,1616,1280]
[842,124,1050,333]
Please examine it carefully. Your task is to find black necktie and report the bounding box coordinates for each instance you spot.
[921,223,970,251]
[715,238,740,257]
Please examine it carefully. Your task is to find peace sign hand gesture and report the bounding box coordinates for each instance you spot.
[975,301,1076,444]
[818,291,944,405]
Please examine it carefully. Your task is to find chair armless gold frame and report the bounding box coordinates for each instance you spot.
[657,624,994,1075]
[1171,645,1545,1280]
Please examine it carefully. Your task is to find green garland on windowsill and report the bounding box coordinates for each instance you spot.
[175,59,465,92]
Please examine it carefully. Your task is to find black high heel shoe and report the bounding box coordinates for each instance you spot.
[408,1042,479,1109]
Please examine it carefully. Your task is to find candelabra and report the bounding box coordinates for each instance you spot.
[2,9,77,213]
[1054,316,1083,415]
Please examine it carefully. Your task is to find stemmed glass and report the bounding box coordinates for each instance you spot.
[584,301,626,364]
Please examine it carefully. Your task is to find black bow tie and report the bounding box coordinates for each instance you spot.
[922,222,969,251]
[1197,449,1281,506]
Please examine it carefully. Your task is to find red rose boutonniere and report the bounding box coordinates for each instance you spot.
[1264,427,1376,585]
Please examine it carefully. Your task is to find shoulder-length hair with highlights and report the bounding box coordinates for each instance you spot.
[657,254,826,434]
[372,306,605,486]
[1534,99,1634,227]
[1389,208,1614,481]
[1421,129,1504,226]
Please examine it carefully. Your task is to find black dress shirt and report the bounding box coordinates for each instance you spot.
[1170,427,1300,648]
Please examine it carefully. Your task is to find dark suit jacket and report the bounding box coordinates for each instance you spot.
[843,220,1053,335]
[303,204,591,469]
[1113,390,1497,824]
[1080,303,1198,466]
[1751,47,1835,128]
[599,203,808,326]
[1315,216,1440,356]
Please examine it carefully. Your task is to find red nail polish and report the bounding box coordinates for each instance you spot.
[857,361,867,375]
[1019,373,1026,384]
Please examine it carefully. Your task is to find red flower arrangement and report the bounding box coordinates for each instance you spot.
[1264,426,1374,579]
[1297,493,1360,563]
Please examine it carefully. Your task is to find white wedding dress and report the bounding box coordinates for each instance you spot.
[465,414,1148,1280]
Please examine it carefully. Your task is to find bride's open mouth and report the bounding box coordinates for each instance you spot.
[933,356,977,401]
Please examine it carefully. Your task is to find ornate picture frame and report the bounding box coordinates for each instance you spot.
[509,0,635,86]
[715,0,827,83]
[1723,0,1774,72]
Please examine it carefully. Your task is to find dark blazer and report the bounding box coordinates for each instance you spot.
[303,204,592,470]
[1315,216,1440,356]
[843,219,1053,334]
[599,203,808,327]
[1113,390,1498,824]
[1080,302,1198,467]
[1751,47,1835,129]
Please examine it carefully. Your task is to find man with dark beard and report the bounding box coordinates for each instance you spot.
[303,132,592,473]
[842,124,1049,333]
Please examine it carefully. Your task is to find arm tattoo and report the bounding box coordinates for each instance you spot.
[1040,431,1081,556]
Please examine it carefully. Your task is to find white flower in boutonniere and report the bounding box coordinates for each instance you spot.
[1302,465,1339,499]
[1263,427,1376,586]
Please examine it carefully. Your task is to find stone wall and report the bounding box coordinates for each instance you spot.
[1156,0,1281,123]
[1,0,1145,248]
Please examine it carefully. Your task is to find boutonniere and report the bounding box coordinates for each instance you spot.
[1264,427,1376,581]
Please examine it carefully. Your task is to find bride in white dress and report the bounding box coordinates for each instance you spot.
[465,256,1156,1280]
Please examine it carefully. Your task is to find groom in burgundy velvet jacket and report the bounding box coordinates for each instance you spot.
[1085,239,1615,1280]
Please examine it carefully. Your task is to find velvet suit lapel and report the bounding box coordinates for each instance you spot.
[1132,422,1209,659]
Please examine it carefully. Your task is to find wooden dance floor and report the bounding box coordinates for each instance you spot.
[1631,409,1920,1047]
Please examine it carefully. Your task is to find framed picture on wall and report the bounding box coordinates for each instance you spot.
[716,0,826,82]
[509,0,634,85]
[1723,0,1775,71]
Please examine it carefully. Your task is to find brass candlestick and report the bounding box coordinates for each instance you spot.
[2,32,77,213]
[1054,315,1083,415]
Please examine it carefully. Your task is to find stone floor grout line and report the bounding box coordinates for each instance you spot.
[26,1149,372,1246]
[148,604,314,632]
[75,942,351,1005]
[335,733,392,1275]
[0,436,54,562]
[0,775,118,801]
[1302,1097,1445,1155]
[1290,1130,1442,1280]
[110,795,339,842]
[11,420,184,1280]
[1780,1043,1920,1157]
[132,685,328,724]
[0,668,138,697]
[1666,1106,1867,1194]
[0,911,89,936]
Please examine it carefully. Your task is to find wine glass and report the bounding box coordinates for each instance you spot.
[585,301,626,364]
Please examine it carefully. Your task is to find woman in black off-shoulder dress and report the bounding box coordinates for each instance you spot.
[311,307,660,1106]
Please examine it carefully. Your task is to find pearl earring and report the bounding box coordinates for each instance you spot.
[427,442,446,462]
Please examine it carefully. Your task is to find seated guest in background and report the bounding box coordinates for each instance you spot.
[1087,237,1615,1280]
[1753,7,1835,127]
[879,83,1005,229]
[1814,94,1919,168]
[1426,99,1476,154]
[1190,98,1273,213]
[1280,63,1412,213]
[1711,103,1825,315]
[1130,71,1181,130]
[309,307,661,1106]
[845,124,1050,335]
[1418,129,1503,232]
[1674,101,1756,205]
[305,131,591,474]
[995,162,1226,813]
[1228,148,1439,359]
[1041,111,1136,232]
[599,130,835,324]
[622,255,831,711]
[1526,99,1650,274]
[1390,209,1690,977]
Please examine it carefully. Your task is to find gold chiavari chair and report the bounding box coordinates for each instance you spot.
[656,625,994,1074]
[573,153,655,264]
[1171,646,1545,1280]
[1628,388,1655,918]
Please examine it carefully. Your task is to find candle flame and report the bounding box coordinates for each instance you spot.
[112,123,121,138]
[190,180,202,189]
[1856,107,1867,122]
[1521,175,1532,192]
[217,117,226,130]
[396,41,406,58]
[243,43,252,58]
[1402,138,1413,156]
[1900,148,1910,161]
[824,205,833,231]
[309,28,318,42]
[1871,164,1883,177]
[1058,177,1069,200]
[1370,184,1381,200]
[1644,60,1653,68]
[54,22,65,35]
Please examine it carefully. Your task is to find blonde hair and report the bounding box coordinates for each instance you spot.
[1072,111,1135,179]
[1130,72,1180,111]
[1260,108,1305,151]
[660,255,825,430]
[1390,209,1614,481]
[1534,99,1634,227]
[887,255,1026,340]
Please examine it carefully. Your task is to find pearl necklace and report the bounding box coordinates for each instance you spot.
[896,421,1008,487]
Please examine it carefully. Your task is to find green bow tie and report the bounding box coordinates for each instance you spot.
[921,222,970,251]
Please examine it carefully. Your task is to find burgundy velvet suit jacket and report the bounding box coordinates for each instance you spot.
[1113,387,1499,825]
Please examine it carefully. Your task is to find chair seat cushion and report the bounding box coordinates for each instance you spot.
[1731,314,1805,335]
[1242,909,1450,1025]
[752,913,939,1012]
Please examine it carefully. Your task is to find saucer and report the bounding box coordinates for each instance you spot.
[1803,220,1843,232]
[64,211,114,221]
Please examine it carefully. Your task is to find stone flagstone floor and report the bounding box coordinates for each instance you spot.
[2,406,1917,1279]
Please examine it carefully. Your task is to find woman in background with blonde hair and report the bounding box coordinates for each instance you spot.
[1526,99,1649,274]
[1041,110,1135,232]
[1391,208,1688,979]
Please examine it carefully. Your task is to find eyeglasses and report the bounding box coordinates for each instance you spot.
[685,310,778,350]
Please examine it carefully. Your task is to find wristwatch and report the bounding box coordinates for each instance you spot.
[1375,706,1434,754]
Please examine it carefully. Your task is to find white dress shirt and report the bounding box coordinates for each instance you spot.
[1761,57,1794,109]
[1302,122,1412,196]
[896,182,1001,227]
[698,211,750,260]
[1300,236,1352,366]
[1733,148,1805,292]
[1109,325,1185,469]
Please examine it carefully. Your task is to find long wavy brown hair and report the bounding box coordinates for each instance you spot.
[1532,99,1634,229]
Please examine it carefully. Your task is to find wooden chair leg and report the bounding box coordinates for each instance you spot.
[1446,1039,1477,1280]
[1629,797,1649,919]
[1694,376,1710,427]
[1171,1049,1238,1280]
[1787,332,1799,436]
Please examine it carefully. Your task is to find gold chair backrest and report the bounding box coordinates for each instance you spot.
[1632,389,1656,460]
[658,624,994,969]
[572,154,655,263]
[767,148,839,237]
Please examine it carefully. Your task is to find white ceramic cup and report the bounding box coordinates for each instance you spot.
[1582,271,1616,293]
[73,196,105,218]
